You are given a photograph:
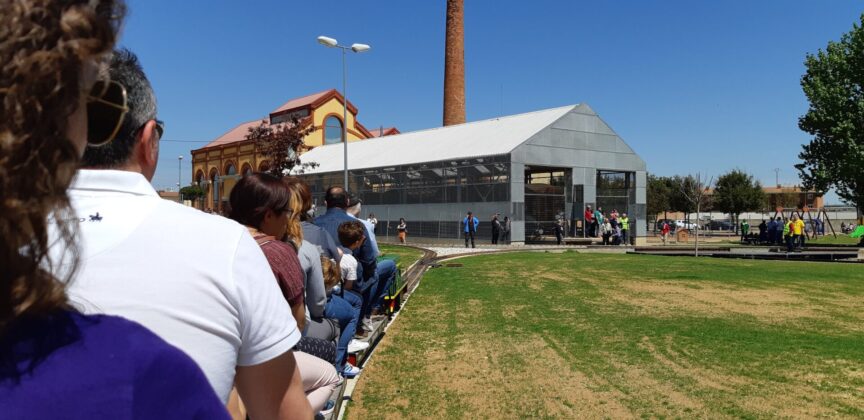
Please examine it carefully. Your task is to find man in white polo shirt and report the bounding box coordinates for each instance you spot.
[63,49,310,418]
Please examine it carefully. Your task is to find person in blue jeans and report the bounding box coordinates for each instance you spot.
[315,187,397,331]
[320,257,364,377]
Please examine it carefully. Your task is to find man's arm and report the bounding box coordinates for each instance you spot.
[235,351,312,420]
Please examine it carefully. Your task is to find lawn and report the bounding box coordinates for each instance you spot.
[349,252,864,419]
[379,244,425,270]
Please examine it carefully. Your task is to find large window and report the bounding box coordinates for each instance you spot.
[596,170,635,215]
[324,116,343,145]
[299,155,511,206]
[524,167,569,238]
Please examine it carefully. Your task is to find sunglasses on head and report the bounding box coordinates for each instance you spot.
[87,79,129,146]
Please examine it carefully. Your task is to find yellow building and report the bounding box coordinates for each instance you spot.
[191,89,384,211]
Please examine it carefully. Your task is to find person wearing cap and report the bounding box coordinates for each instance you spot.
[463,211,479,248]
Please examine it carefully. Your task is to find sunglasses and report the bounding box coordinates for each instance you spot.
[87,80,129,146]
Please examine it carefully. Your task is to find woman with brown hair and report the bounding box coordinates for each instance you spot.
[288,178,365,378]
[0,0,226,417]
[228,173,341,413]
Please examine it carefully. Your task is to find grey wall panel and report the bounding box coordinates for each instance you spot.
[511,162,525,202]
[636,187,646,205]
[511,220,525,242]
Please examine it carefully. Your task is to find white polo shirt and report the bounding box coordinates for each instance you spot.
[60,169,299,403]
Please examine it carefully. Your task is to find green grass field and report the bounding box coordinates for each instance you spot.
[379,244,425,270]
[349,252,864,419]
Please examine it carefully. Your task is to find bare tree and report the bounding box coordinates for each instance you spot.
[245,116,317,178]
[679,173,714,256]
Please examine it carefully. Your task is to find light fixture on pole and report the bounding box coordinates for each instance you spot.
[317,35,371,192]
[178,155,183,203]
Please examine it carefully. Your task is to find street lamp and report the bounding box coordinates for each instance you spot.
[177,155,183,203]
[317,35,371,192]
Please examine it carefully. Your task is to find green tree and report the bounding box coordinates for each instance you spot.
[796,14,864,223]
[647,174,674,230]
[713,169,766,232]
[179,185,205,206]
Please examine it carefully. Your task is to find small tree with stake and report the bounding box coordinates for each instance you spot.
[245,116,317,178]
[679,173,713,257]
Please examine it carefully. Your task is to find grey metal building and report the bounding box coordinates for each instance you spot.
[296,104,647,244]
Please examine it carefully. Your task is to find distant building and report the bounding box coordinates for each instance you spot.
[296,104,647,244]
[157,190,179,201]
[191,89,395,212]
[762,186,824,210]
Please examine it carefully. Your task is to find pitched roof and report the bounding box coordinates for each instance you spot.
[198,119,266,149]
[368,127,400,137]
[270,88,358,116]
[297,105,577,174]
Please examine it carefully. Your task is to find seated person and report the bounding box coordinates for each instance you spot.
[339,221,395,323]
[320,255,366,377]
[228,173,341,413]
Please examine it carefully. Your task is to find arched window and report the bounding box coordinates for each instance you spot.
[324,115,343,145]
[241,164,252,177]
[225,163,237,176]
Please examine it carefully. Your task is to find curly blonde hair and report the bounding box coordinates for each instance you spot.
[0,0,125,331]
[283,177,306,250]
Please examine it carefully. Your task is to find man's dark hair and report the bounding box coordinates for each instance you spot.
[337,220,365,247]
[82,48,157,167]
[325,186,349,209]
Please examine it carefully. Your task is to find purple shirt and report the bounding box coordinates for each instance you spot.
[0,311,228,419]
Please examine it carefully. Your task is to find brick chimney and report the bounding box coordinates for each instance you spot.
[443,0,465,126]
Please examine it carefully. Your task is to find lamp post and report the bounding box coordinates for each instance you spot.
[177,155,183,203]
[317,35,371,192]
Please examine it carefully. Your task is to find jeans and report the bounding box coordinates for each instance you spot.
[465,231,475,248]
[358,259,398,320]
[325,291,362,370]
[374,259,397,311]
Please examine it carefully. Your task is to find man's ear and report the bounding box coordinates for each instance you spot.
[136,119,159,166]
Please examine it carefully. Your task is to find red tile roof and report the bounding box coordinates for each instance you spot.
[368,127,400,137]
[198,119,266,149]
[270,88,358,116]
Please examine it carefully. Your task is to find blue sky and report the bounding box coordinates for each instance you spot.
[121,0,862,204]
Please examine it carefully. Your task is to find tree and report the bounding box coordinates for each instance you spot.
[179,185,205,206]
[246,116,317,178]
[713,169,766,233]
[678,173,713,256]
[647,174,674,231]
[797,14,864,224]
[669,175,697,216]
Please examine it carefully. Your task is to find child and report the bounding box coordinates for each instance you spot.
[337,221,366,292]
[320,256,342,295]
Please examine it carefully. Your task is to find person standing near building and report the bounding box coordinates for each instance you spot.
[397,218,408,244]
[661,220,671,245]
[620,213,630,245]
[491,213,501,244]
[463,211,479,248]
[367,213,378,234]
[554,218,564,245]
[501,216,511,243]
[594,207,605,238]
[758,219,768,244]
[740,219,750,241]
[784,217,793,252]
[585,205,595,237]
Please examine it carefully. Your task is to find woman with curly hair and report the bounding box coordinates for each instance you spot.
[0,1,227,417]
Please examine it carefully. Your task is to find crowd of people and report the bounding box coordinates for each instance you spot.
[0,3,395,417]
[584,205,631,246]
[743,215,808,252]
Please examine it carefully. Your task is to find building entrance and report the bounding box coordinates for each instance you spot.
[524,166,569,241]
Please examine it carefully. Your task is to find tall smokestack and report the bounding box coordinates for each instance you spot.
[443,0,465,126]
